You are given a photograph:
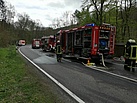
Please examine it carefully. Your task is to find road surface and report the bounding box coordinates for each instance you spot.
[19,45,137,103]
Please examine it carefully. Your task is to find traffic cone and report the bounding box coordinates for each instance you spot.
[87,59,95,66]
[87,59,90,66]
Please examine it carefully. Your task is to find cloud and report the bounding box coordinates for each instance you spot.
[6,0,82,27]
[64,0,82,7]
[47,1,65,8]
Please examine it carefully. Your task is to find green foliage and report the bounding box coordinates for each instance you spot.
[79,0,137,43]
[1,0,137,46]
[74,8,92,26]
[0,47,63,103]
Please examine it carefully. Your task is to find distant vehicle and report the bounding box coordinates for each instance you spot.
[18,40,26,46]
[32,39,41,49]
[41,35,55,52]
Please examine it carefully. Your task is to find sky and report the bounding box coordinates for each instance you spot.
[6,0,82,27]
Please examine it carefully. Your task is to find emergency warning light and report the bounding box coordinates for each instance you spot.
[86,23,95,27]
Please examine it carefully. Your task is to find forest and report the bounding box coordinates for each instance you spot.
[0,0,137,47]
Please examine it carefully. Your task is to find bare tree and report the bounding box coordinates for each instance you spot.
[16,13,30,30]
[0,0,6,21]
[5,2,15,23]
[82,0,114,25]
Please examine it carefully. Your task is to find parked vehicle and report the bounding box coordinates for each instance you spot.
[55,23,116,62]
[41,35,55,52]
[32,39,41,49]
[18,40,26,46]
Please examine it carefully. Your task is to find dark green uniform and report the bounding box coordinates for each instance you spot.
[56,43,62,62]
[124,39,137,72]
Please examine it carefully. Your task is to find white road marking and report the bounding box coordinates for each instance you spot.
[18,48,85,103]
[83,63,137,83]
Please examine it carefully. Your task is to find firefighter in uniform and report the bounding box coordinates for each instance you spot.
[56,40,62,62]
[124,39,137,72]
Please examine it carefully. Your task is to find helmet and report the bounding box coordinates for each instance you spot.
[57,40,60,43]
[128,39,136,43]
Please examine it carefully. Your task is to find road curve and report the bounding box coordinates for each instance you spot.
[19,45,137,103]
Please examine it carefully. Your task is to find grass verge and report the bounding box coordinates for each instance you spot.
[0,46,63,103]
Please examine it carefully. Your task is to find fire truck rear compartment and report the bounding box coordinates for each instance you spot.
[98,30,110,56]
[57,23,115,66]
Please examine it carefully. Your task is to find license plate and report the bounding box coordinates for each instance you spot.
[36,45,39,47]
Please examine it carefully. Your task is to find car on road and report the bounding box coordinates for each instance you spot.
[17,39,26,46]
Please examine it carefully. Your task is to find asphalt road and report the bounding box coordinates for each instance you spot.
[19,45,137,103]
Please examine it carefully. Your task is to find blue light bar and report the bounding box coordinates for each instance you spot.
[86,23,95,27]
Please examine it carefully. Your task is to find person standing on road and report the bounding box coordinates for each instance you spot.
[56,40,62,62]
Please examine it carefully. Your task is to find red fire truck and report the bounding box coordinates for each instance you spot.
[32,39,41,49]
[56,23,116,62]
[41,35,55,52]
